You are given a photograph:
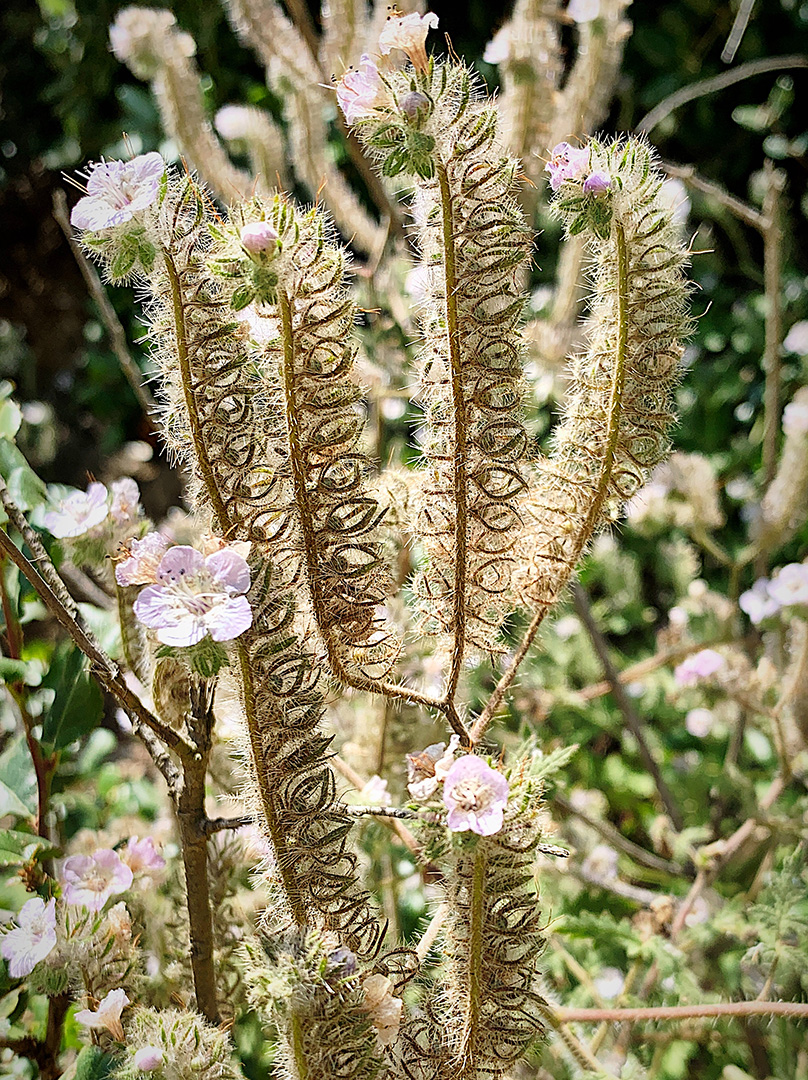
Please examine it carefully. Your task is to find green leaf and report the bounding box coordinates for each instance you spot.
[40,645,104,751]
[0,779,30,821]
[0,829,57,867]
[0,656,42,686]
[0,398,22,441]
[0,442,47,511]
[231,284,255,311]
[110,246,136,279]
[74,1045,115,1080]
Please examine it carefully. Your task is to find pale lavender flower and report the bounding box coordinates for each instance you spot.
[379,11,439,72]
[133,546,252,646]
[134,1047,164,1072]
[70,153,164,231]
[583,170,612,195]
[545,142,590,192]
[60,849,134,912]
[337,55,386,124]
[739,577,780,625]
[240,221,279,255]
[0,897,57,978]
[582,843,618,878]
[121,836,166,875]
[483,25,511,65]
[115,532,171,587]
[442,755,509,836]
[685,707,714,738]
[75,988,130,1042]
[768,563,808,608]
[110,478,141,528]
[44,483,109,539]
[782,399,808,437]
[673,648,725,686]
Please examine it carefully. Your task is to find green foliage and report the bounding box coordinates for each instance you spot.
[40,643,104,752]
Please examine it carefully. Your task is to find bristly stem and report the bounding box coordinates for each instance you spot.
[436,162,469,709]
[471,223,631,744]
[163,251,231,534]
[457,843,487,1075]
[290,1011,310,1080]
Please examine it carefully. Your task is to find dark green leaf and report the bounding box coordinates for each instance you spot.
[40,645,104,751]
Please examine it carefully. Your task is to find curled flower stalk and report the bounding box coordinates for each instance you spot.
[346,54,533,686]
[516,137,693,614]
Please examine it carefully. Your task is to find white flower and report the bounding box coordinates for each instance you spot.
[739,577,780,625]
[75,988,130,1042]
[379,11,439,71]
[568,0,600,22]
[659,178,691,226]
[582,843,618,879]
[60,849,133,912]
[214,105,252,141]
[70,153,165,232]
[0,898,57,978]
[593,966,625,1000]
[110,478,142,528]
[685,708,714,738]
[406,734,460,800]
[783,320,808,356]
[44,483,109,539]
[483,25,511,65]
[105,902,132,942]
[783,399,808,437]
[359,775,392,807]
[768,563,808,608]
[133,1047,164,1072]
[361,973,403,1046]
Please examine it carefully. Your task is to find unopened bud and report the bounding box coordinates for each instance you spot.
[240,221,278,254]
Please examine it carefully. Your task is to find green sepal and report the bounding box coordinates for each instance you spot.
[231,284,255,311]
[74,1045,116,1080]
[156,638,229,679]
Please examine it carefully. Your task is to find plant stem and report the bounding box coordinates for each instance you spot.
[457,844,487,1075]
[436,162,469,708]
[760,164,786,497]
[554,1001,808,1023]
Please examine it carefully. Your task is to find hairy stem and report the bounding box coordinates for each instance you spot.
[458,843,487,1074]
[472,223,631,745]
[554,1001,808,1023]
[437,162,469,707]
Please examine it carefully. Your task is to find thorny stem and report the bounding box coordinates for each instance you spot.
[436,162,469,709]
[471,222,632,745]
[571,581,684,830]
[276,290,469,743]
[760,164,786,502]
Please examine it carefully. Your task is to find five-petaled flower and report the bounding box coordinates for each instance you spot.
[44,482,110,540]
[673,648,725,687]
[75,988,130,1042]
[60,849,134,912]
[116,532,171,587]
[442,755,509,836]
[337,55,386,124]
[0,897,57,978]
[545,142,590,192]
[121,836,166,875]
[133,545,252,646]
[70,153,164,231]
[379,11,439,72]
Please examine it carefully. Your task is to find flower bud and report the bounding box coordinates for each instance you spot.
[240,221,278,255]
[399,91,430,119]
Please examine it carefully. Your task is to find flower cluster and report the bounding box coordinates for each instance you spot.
[407,740,510,836]
[740,562,808,625]
[44,478,143,542]
[545,141,611,194]
[673,648,726,687]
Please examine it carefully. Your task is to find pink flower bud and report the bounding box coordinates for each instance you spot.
[583,170,612,195]
[240,221,278,254]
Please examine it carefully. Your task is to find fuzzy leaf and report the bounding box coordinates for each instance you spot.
[40,645,103,751]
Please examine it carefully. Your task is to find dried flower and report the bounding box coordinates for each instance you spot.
[442,755,509,836]
[75,988,130,1042]
[60,849,134,912]
[110,478,142,528]
[133,1046,165,1072]
[0,897,57,978]
[336,55,386,124]
[545,141,590,191]
[378,11,439,72]
[70,153,164,231]
[105,902,133,942]
[116,532,171,587]
[44,483,109,540]
[121,836,166,874]
[361,973,403,1046]
[739,577,780,625]
[767,562,808,608]
[239,221,279,255]
[133,546,252,647]
[673,648,725,686]
[407,734,460,800]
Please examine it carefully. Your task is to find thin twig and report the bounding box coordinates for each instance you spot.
[331,754,422,859]
[555,1001,808,1023]
[662,162,765,231]
[721,0,757,64]
[636,55,808,133]
[203,814,252,836]
[52,190,157,421]
[760,162,786,496]
[60,562,115,610]
[571,582,684,830]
